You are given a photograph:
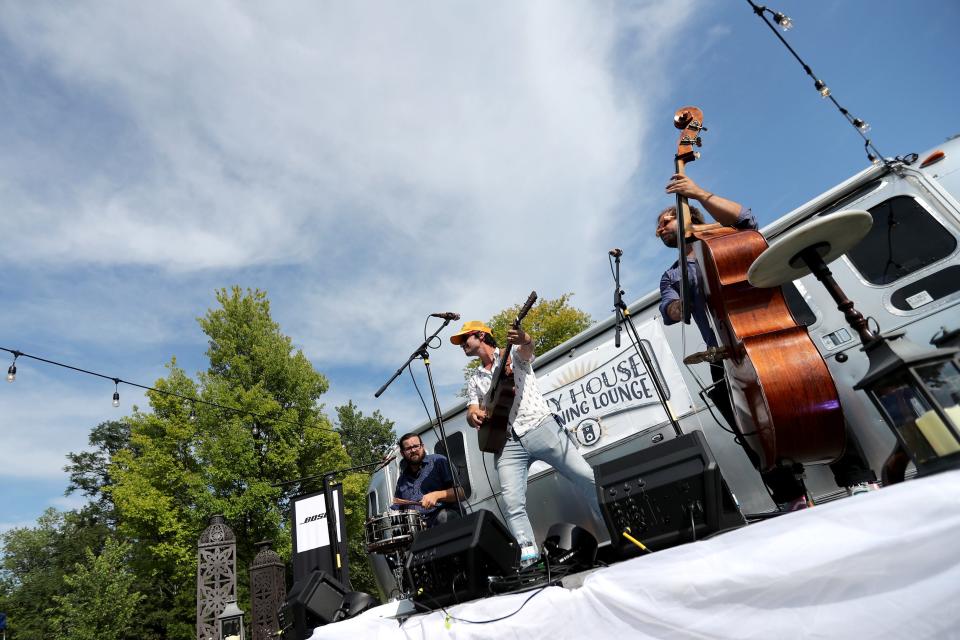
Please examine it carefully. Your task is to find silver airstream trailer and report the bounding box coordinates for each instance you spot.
[365,138,960,600]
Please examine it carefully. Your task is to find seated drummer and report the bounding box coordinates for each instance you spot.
[392,432,462,527]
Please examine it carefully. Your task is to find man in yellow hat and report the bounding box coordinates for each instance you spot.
[451,320,601,565]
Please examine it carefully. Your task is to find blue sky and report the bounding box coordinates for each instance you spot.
[2,1,958,534]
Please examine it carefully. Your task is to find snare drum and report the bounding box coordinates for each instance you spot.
[364,510,425,553]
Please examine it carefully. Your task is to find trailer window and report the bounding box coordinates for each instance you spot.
[434,432,472,500]
[846,196,956,285]
[782,281,816,327]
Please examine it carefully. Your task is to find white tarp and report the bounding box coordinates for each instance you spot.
[311,469,960,639]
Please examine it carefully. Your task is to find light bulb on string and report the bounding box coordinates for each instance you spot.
[865,140,881,165]
[112,379,120,408]
[773,12,793,30]
[814,79,830,98]
[853,118,871,133]
[6,351,19,383]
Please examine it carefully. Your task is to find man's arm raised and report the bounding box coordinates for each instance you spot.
[665,173,743,226]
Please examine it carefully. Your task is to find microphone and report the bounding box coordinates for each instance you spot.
[430,312,461,321]
[609,248,623,258]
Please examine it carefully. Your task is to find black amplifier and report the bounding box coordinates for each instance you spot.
[594,430,745,554]
[405,509,518,609]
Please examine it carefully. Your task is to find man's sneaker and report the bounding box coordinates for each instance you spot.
[847,482,880,496]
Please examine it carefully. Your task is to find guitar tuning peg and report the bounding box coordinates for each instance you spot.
[694,136,702,147]
[693,151,701,159]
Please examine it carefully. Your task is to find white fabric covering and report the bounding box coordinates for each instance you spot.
[312,469,960,639]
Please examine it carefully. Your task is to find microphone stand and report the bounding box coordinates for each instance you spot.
[611,250,683,437]
[374,319,466,517]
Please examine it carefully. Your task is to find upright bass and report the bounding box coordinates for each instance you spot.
[672,106,845,471]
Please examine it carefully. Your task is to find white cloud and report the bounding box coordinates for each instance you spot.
[0,1,700,509]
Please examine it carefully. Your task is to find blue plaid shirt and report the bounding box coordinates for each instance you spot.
[659,207,757,347]
[393,453,454,526]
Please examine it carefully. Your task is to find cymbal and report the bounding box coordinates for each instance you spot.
[748,210,873,288]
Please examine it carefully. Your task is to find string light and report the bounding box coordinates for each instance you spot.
[746,0,887,166]
[0,346,340,434]
[773,11,792,31]
[6,351,19,383]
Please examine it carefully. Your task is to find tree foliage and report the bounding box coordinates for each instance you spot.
[105,287,350,638]
[1,287,389,637]
[335,401,396,469]
[50,538,143,640]
[461,293,592,389]
[0,509,111,640]
[333,401,396,595]
[64,420,130,525]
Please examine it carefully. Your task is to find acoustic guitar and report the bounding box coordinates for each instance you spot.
[478,291,538,454]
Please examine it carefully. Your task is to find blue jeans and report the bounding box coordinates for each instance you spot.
[495,414,602,549]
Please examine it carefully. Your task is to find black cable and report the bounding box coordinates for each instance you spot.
[479,450,509,525]
[446,584,550,624]
[744,0,886,165]
[405,364,438,437]
[0,346,339,434]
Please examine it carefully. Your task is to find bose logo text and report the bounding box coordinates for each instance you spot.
[301,513,328,525]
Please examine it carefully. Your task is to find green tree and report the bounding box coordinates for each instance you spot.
[460,293,593,389]
[50,538,143,640]
[107,287,352,639]
[335,401,396,468]
[334,401,396,595]
[64,420,130,525]
[0,509,111,640]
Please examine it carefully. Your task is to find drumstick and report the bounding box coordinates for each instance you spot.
[393,497,447,506]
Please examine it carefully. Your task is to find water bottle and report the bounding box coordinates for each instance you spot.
[517,534,538,568]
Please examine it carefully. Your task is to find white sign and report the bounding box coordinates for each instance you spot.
[905,290,934,309]
[293,491,341,553]
[539,319,691,450]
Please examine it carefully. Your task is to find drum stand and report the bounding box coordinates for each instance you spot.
[388,548,411,599]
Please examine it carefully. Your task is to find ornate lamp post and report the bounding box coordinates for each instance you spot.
[856,335,960,478]
[218,601,245,640]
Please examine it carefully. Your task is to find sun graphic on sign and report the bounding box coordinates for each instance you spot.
[544,359,598,391]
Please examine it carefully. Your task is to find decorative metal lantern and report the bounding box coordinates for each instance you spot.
[856,333,960,476]
[218,601,245,640]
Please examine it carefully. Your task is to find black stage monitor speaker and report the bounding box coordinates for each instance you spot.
[278,569,347,639]
[406,509,518,609]
[594,430,745,554]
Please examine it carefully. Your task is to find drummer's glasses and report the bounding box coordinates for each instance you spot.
[402,444,423,453]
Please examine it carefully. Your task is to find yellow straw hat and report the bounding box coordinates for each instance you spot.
[450,320,493,345]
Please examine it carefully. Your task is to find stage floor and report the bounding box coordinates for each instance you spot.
[311,469,960,639]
